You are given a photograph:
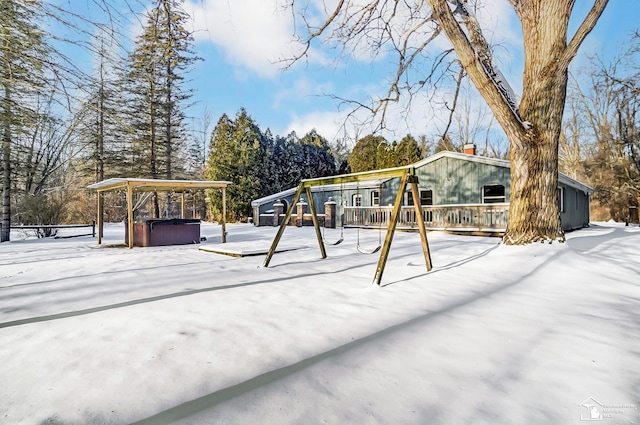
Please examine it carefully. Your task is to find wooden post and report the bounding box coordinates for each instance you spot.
[410,180,433,271]
[126,183,134,249]
[263,184,305,267]
[181,192,186,219]
[97,191,103,245]
[221,187,227,243]
[305,186,327,259]
[372,171,410,286]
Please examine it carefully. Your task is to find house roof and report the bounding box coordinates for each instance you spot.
[251,179,387,207]
[415,151,594,194]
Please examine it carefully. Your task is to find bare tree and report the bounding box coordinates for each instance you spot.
[573,38,640,222]
[285,0,609,244]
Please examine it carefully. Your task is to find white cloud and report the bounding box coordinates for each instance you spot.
[273,76,335,109]
[184,0,300,78]
[284,85,457,145]
[285,110,347,142]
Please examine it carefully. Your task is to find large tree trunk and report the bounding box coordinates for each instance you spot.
[503,2,570,244]
[505,129,563,244]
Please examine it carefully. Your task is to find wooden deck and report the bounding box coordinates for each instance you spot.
[343,203,509,233]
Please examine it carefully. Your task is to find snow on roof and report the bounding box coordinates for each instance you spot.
[414,151,595,194]
[251,179,387,206]
[87,178,232,192]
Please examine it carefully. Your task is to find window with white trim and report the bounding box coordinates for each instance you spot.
[557,187,565,212]
[353,194,362,207]
[407,189,433,206]
[482,185,505,203]
[371,190,380,206]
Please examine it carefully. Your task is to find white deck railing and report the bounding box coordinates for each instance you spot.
[343,203,509,232]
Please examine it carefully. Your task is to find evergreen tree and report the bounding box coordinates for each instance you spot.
[348,134,386,172]
[78,27,129,181]
[126,0,199,217]
[206,109,263,221]
[1,0,50,241]
[376,140,397,169]
[396,134,422,165]
[298,129,337,179]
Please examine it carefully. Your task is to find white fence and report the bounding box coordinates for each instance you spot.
[343,203,509,232]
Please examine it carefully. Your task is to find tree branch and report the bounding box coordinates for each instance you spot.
[559,0,610,71]
[283,0,346,67]
[426,0,527,140]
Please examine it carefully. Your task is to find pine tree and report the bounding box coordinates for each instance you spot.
[348,134,387,172]
[1,0,49,242]
[396,134,422,165]
[126,0,199,217]
[206,109,263,221]
[297,129,338,180]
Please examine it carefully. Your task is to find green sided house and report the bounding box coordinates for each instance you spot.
[251,146,593,233]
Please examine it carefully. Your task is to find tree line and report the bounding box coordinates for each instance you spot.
[1,0,638,242]
[205,108,441,221]
[1,0,202,240]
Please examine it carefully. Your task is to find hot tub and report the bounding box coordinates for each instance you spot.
[125,218,201,247]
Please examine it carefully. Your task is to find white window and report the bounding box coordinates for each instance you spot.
[482,185,506,203]
[353,194,362,207]
[371,190,380,206]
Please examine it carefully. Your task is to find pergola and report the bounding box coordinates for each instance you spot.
[87,178,232,248]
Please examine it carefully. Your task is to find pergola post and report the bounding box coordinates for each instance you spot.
[126,182,134,249]
[97,191,104,245]
[221,187,227,243]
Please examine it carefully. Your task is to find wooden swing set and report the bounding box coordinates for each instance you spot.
[263,166,433,286]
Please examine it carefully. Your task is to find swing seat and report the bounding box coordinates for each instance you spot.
[357,244,381,254]
[323,236,344,246]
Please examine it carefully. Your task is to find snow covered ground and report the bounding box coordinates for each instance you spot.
[0,222,638,424]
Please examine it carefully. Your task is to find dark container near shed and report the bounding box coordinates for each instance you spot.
[125,218,201,247]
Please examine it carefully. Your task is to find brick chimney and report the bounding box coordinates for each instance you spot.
[463,143,477,155]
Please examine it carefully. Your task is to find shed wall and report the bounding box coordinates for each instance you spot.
[414,156,511,204]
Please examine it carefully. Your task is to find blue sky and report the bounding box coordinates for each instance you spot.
[68,1,639,146]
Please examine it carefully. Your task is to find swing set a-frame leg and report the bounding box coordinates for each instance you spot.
[263,184,305,267]
[305,186,327,259]
[410,181,433,271]
[263,184,328,267]
[372,172,409,286]
[372,173,433,285]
